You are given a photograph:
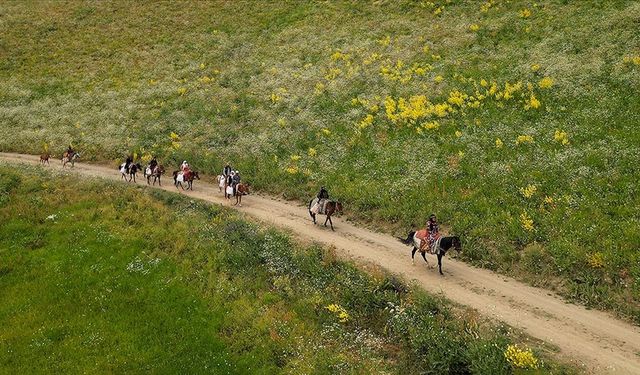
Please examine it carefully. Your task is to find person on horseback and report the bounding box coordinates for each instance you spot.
[316,186,329,214]
[66,145,75,158]
[225,171,234,199]
[232,170,241,196]
[124,155,133,173]
[222,163,232,177]
[421,214,440,253]
[149,156,158,173]
[181,160,190,172]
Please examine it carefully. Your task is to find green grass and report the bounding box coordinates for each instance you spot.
[0,166,577,374]
[0,1,639,322]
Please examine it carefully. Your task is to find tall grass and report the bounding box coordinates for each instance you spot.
[0,0,639,322]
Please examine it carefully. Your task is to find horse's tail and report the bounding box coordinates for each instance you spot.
[398,231,416,245]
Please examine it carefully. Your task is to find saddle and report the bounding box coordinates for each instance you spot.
[417,229,440,254]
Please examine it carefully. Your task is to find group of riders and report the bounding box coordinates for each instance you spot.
[221,163,242,199]
[117,149,441,250]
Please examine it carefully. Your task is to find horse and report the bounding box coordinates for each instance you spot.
[120,162,141,183]
[308,198,343,231]
[233,183,250,206]
[173,170,200,190]
[62,152,80,168]
[398,231,462,275]
[145,165,165,186]
[39,154,50,165]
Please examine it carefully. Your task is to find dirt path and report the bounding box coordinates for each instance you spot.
[2,152,639,373]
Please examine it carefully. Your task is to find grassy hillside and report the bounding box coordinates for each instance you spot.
[0,1,639,321]
[0,166,575,374]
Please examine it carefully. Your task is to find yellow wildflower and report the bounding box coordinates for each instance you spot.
[519,8,532,18]
[321,128,332,136]
[358,114,374,129]
[326,304,350,323]
[455,130,462,138]
[170,132,180,140]
[519,184,537,199]
[285,166,298,174]
[199,63,205,69]
[519,212,535,232]
[587,252,605,268]
[270,93,281,103]
[277,118,286,127]
[458,151,465,158]
[290,155,301,161]
[531,64,540,72]
[308,148,317,157]
[544,196,554,204]
[434,75,444,83]
[495,138,503,148]
[480,79,488,87]
[470,24,480,32]
[554,130,570,145]
[178,87,187,96]
[314,82,325,94]
[538,77,554,89]
[515,135,534,145]
[524,94,541,110]
[422,121,440,130]
[504,344,539,369]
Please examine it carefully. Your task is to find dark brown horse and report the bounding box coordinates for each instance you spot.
[398,232,462,275]
[308,199,343,231]
[145,165,165,186]
[39,154,50,165]
[173,170,200,190]
[233,183,250,206]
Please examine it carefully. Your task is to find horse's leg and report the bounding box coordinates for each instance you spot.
[328,216,334,231]
[238,195,242,207]
[310,213,316,224]
[421,251,429,267]
[411,247,417,265]
[437,253,443,275]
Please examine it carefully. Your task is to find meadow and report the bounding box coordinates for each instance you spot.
[0,1,639,322]
[0,166,575,373]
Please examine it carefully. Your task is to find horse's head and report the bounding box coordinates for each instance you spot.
[157,165,165,174]
[334,202,343,213]
[193,171,200,180]
[74,152,80,159]
[240,183,250,194]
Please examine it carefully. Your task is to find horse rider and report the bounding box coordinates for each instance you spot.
[316,186,329,214]
[66,145,75,158]
[421,214,440,253]
[231,170,241,195]
[124,155,133,172]
[222,163,232,177]
[149,156,158,173]
[225,171,235,198]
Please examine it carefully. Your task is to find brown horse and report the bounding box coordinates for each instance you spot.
[146,165,165,186]
[62,151,80,168]
[173,170,200,190]
[39,154,50,165]
[233,183,250,206]
[308,198,343,231]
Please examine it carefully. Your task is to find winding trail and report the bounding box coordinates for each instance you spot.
[2,152,639,374]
